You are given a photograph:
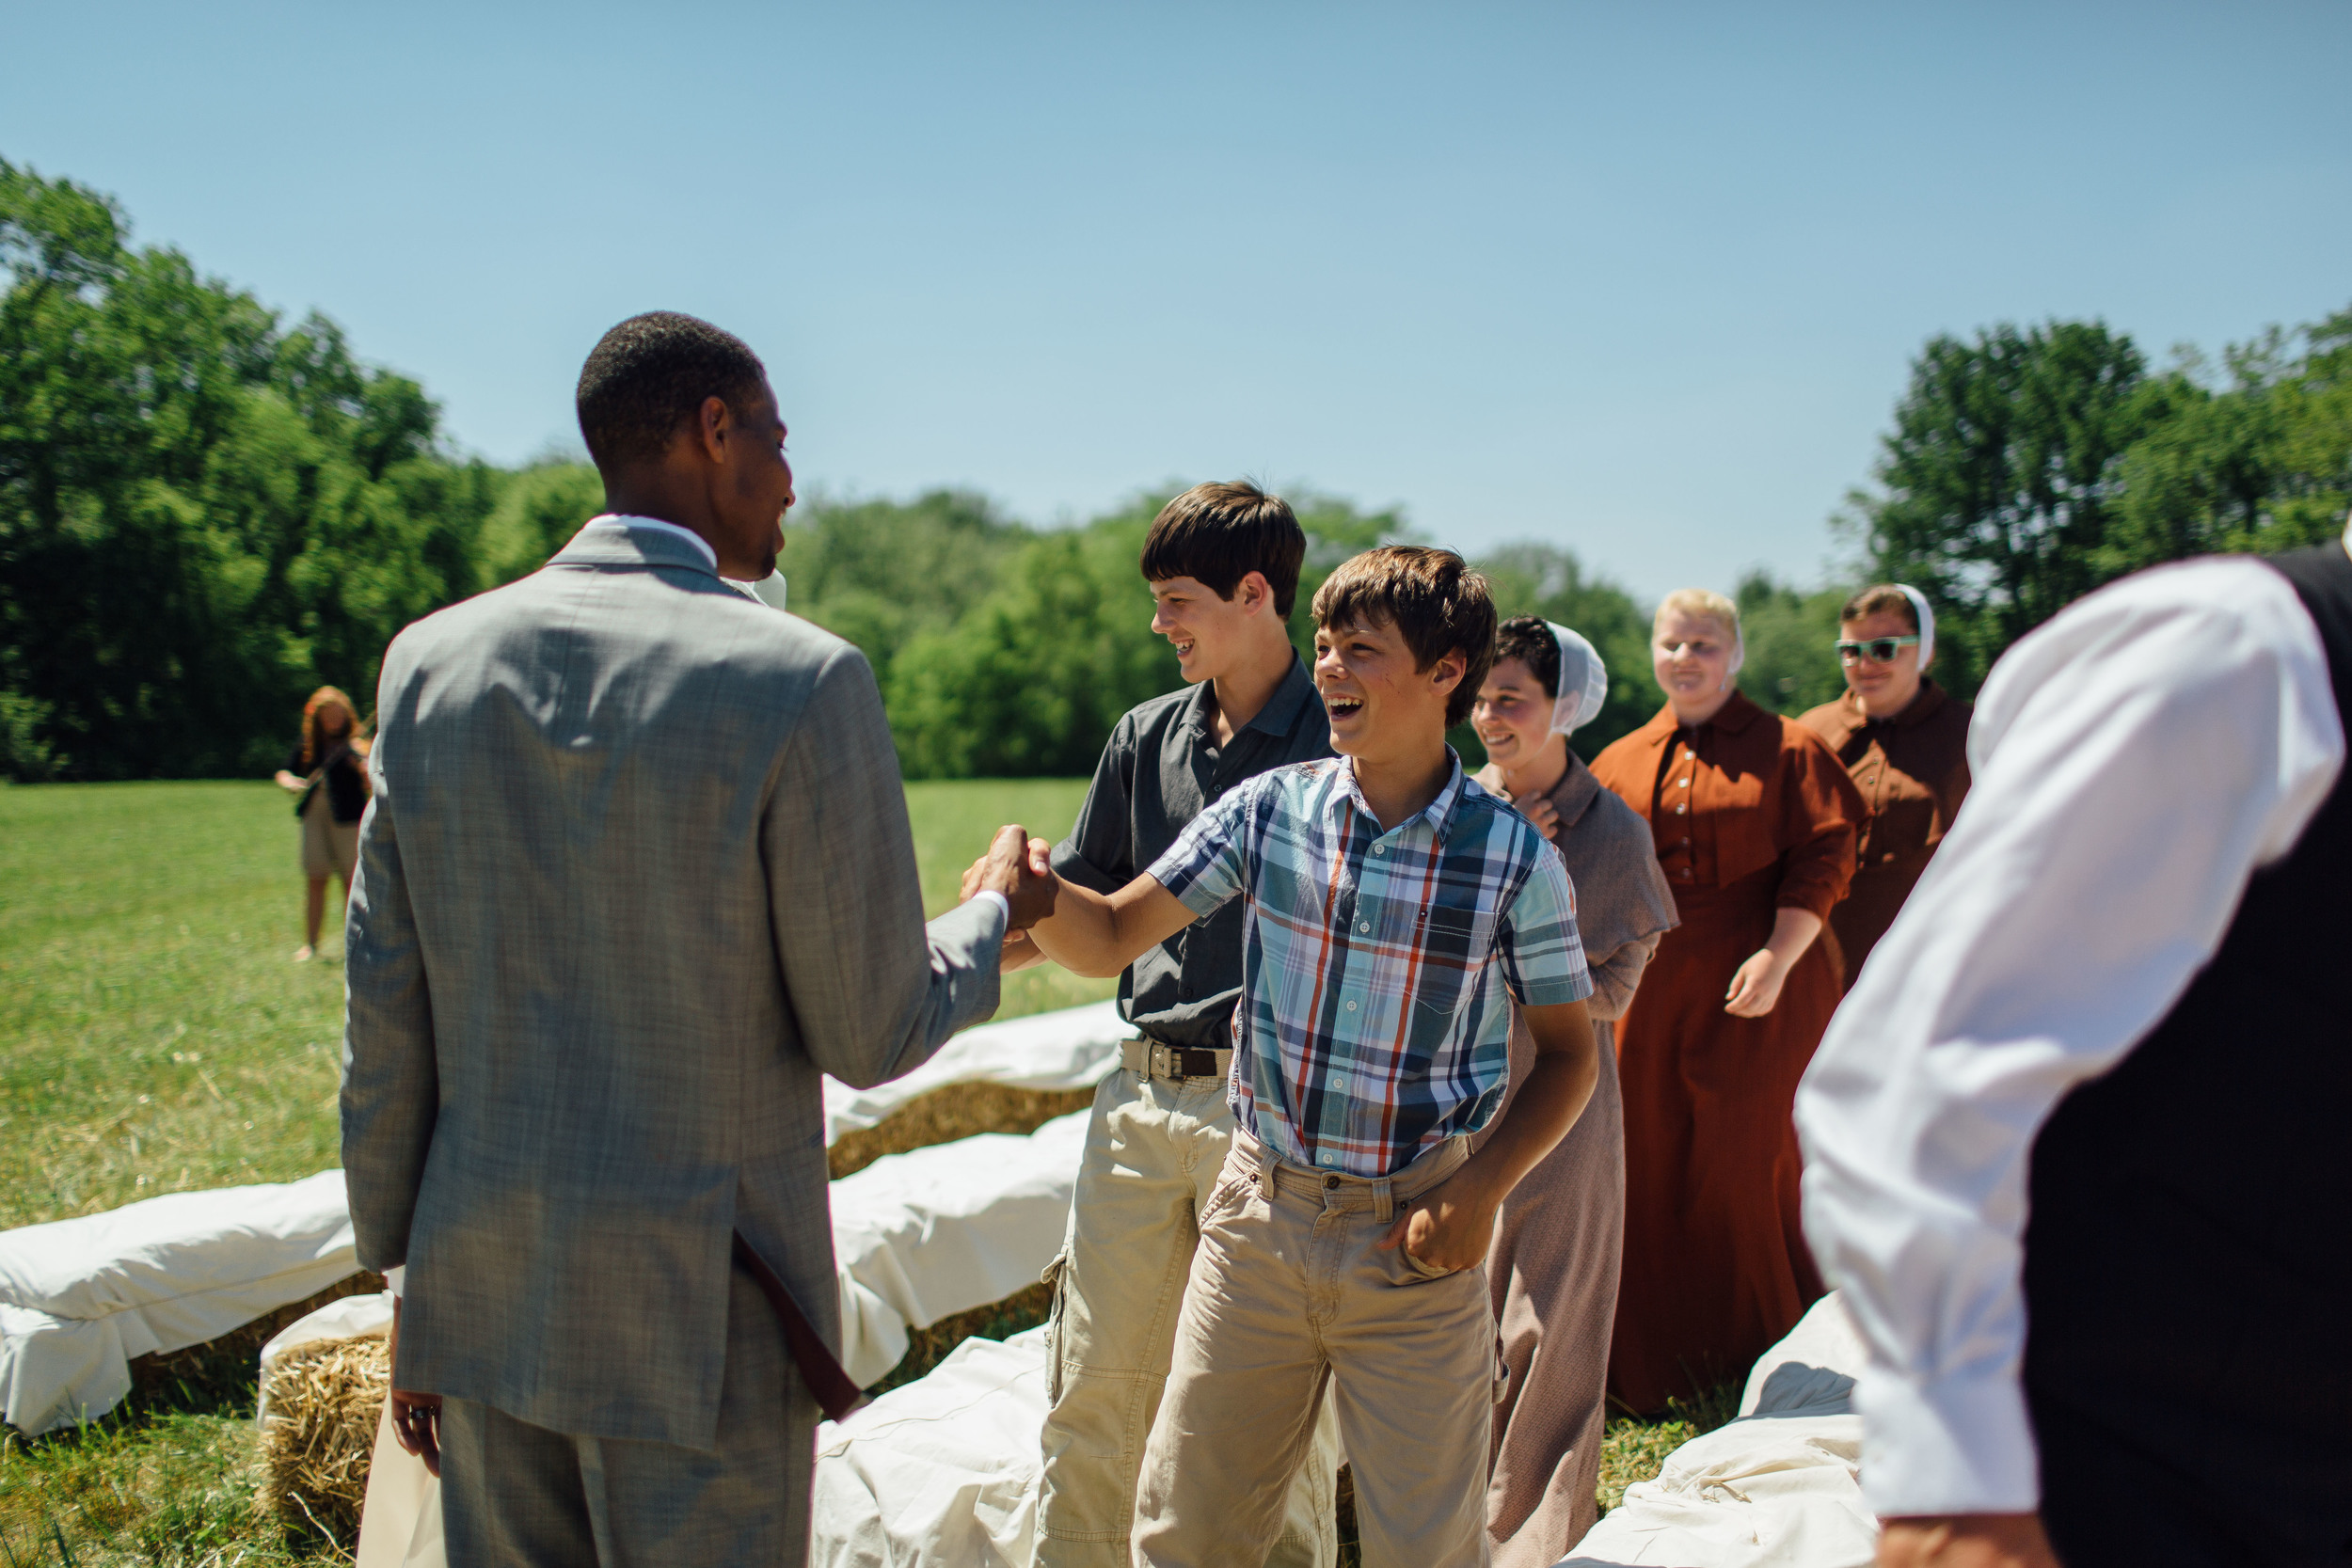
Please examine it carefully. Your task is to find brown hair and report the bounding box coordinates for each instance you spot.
[1839,584,1920,630]
[1493,616,1560,699]
[1137,481,1307,617]
[299,686,371,770]
[1311,546,1497,726]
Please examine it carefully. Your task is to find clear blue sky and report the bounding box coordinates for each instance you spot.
[6,2,2346,599]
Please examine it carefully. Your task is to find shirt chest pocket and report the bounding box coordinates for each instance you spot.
[1415,900,1497,970]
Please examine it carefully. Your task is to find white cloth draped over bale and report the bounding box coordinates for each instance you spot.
[0,1169,359,1436]
[820,1000,1124,1147]
[0,1001,1129,1437]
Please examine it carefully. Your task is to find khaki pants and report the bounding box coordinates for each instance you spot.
[1038,1068,1338,1568]
[1133,1126,1499,1568]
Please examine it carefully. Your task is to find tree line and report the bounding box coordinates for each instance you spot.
[4,158,2345,783]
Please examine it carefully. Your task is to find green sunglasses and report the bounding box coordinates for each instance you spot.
[1836,635,1921,664]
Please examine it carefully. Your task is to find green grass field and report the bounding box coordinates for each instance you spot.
[0,780,1714,1566]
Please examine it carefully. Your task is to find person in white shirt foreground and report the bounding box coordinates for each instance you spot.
[1796,521,2352,1568]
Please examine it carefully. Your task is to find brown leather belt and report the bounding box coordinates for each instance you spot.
[1121,1037,1234,1082]
[733,1233,868,1424]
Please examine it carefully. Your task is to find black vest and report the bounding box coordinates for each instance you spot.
[2024,543,2352,1566]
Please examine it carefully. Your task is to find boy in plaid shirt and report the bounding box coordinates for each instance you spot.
[1025,546,1602,1567]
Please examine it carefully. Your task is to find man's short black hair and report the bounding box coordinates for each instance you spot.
[576,311,768,469]
[1138,481,1308,617]
[1494,616,1560,699]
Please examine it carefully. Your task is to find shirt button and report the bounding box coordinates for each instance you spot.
[1374,845,1386,855]
[1345,999,1359,1011]
[1358,922,1371,933]
[1677,778,1691,787]
[1675,804,1688,815]
[1681,837,1692,847]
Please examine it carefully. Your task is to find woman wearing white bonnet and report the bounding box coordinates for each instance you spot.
[1797,582,1975,987]
[1468,617,1677,1561]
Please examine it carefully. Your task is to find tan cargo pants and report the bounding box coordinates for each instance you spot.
[1131,1125,1500,1568]
[1037,1067,1338,1568]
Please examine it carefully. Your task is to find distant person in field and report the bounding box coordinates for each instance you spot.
[1468,617,1676,1562]
[1800,521,2351,1567]
[1022,546,1601,1568]
[271,684,371,962]
[342,309,1053,1567]
[982,481,1343,1568]
[1589,587,1865,1415]
[1796,584,1972,987]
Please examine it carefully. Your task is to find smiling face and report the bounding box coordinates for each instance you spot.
[1653,607,1737,721]
[1471,657,1554,769]
[1313,614,1464,762]
[1840,607,1924,717]
[1151,572,1267,685]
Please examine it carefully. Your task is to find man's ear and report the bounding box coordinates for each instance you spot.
[694,395,731,465]
[1235,571,1271,614]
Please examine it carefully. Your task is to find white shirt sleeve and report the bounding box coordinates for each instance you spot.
[1794,554,2344,1518]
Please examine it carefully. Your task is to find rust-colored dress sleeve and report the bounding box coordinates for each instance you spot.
[1772,722,1865,921]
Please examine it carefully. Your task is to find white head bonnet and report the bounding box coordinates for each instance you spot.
[1894,584,1935,670]
[1544,622,1610,736]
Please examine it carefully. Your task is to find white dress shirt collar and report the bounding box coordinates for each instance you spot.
[588,514,718,572]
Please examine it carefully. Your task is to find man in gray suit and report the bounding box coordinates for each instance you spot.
[342,311,1054,1565]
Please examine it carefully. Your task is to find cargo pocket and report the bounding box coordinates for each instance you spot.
[1041,1249,1070,1404]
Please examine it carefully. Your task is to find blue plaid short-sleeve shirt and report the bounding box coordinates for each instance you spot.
[1147,752,1591,1177]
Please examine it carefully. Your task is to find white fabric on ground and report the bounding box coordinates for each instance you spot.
[812,1325,1053,1568]
[832,1113,1089,1386]
[823,1000,1125,1147]
[1560,1293,1877,1568]
[0,1169,359,1435]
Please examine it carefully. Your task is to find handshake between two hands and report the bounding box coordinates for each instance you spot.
[961,825,1061,941]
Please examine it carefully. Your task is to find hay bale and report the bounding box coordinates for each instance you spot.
[829,1082,1095,1179]
[255,1332,389,1547]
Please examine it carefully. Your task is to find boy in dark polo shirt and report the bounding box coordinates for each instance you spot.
[1015,482,1338,1567]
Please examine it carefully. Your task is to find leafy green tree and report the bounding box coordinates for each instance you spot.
[783,489,1029,690]
[480,460,605,585]
[1731,572,1851,717]
[1850,320,2169,695]
[0,159,493,780]
[2105,313,2352,571]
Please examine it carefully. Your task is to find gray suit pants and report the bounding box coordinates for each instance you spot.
[438,1260,816,1566]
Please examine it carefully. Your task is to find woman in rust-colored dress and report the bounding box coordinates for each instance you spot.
[1591,588,1865,1415]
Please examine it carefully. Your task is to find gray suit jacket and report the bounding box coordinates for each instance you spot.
[342,520,1005,1449]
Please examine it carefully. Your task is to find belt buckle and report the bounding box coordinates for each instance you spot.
[1149,1041,1175,1081]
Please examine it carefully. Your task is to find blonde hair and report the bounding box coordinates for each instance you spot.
[1654,588,1740,641]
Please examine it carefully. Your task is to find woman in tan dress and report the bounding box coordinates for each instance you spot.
[271,686,372,961]
[1590,590,1864,1415]
[1470,618,1678,1561]
[1796,584,1972,986]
